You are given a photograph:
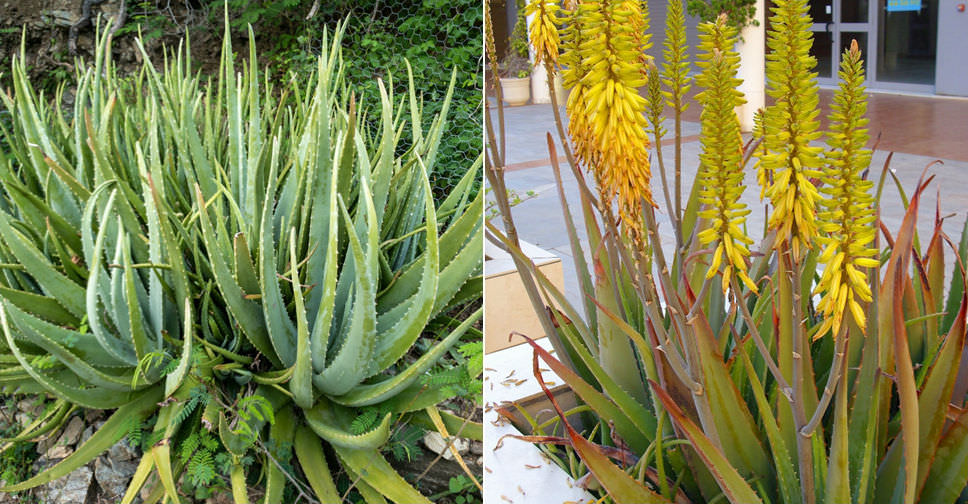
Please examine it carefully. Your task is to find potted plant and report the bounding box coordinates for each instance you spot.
[499,0,533,106]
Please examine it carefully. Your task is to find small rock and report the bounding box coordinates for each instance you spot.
[15,413,32,428]
[470,440,484,455]
[108,439,138,462]
[41,9,76,27]
[45,443,73,460]
[15,398,45,428]
[79,420,106,446]
[36,465,93,504]
[17,398,44,417]
[95,455,138,501]
[41,416,85,460]
[59,416,85,446]
[84,409,103,423]
[35,434,57,457]
[422,432,470,461]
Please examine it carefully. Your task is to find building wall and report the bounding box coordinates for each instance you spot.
[643,0,703,71]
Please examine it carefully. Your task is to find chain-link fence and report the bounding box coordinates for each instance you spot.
[307,0,483,202]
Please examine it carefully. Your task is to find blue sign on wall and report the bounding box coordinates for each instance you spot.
[887,0,921,11]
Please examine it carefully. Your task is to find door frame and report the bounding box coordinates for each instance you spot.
[809,0,876,86]
[807,0,937,93]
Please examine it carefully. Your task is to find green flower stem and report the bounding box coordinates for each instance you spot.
[543,60,580,174]
[730,275,793,402]
[647,64,680,247]
[801,325,849,436]
[789,250,816,504]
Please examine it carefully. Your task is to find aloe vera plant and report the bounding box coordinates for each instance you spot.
[0,18,482,503]
[486,0,968,503]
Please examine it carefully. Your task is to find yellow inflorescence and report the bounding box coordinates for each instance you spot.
[526,0,562,66]
[694,15,757,294]
[561,1,598,170]
[814,40,877,338]
[761,0,824,259]
[566,0,655,232]
[752,109,770,200]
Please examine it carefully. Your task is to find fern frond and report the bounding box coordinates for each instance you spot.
[351,408,381,435]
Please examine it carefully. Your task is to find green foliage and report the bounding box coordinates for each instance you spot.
[687,0,759,30]
[429,474,481,504]
[0,14,482,503]
[421,337,484,403]
[351,408,382,435]
[0,422,39,491]
[300,0,482,202]
[386,423,425,463]
[178,428,220,487]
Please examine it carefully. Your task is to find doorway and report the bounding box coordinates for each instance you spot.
[808,0,874,84]
[805,0,942,91]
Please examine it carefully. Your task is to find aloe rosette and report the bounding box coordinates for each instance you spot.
[0,18,482,504]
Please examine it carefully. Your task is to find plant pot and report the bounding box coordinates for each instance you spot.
[530,67,565,105]
[499,77,531,106]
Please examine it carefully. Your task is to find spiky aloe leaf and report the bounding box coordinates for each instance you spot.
[164,299,192,398]
[304,399,391,450]
[334,446,432,504]
[2,302,134,391]
[918,409,968,503]
[194,184,279,367]
[314,183,379,396]
[652,382,763,504]
[258,145,297,367]
[370,157,439,372]
[2,301,128,368]
[264,405,296,504]
[332,306,482,407]
[294,425,341,503]
[0,208,85,318]
[1,306,134,409]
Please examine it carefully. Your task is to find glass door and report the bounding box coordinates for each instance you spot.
[877,0,938,86]
[809,0,873,84]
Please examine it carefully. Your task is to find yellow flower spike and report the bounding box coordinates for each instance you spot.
[814,39,876,338]
[526,0,563,66]
[761,0,824,260]
[561,0,655,235]
[695,15,756,293]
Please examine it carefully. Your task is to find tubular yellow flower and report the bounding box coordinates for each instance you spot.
[695,15,757,293]
[752,109,770,199]
[814,40,877,338]
[561,1,598,170]
[526,0,562,66]
[578,0,655,231]
[660,0,691,107]
[761,0,823,259]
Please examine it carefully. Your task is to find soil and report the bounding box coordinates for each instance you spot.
[1,0,226,88]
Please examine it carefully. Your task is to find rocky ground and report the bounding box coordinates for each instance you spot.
[1,0,227,88]
[0,399,135,504]
[0,397,483,503]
